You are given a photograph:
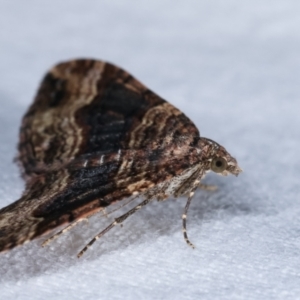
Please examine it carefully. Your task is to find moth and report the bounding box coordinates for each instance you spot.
[0,59,242,257]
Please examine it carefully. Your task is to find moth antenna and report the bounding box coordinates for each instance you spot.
[182,190,196,249]
[77,198,151,258]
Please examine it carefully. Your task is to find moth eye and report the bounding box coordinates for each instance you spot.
[211,157,227,173]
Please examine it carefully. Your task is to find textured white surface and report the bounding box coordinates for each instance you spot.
[0,1,300,299]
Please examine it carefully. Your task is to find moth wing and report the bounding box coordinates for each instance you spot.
[1,59,201,252]
[18,59,199,178]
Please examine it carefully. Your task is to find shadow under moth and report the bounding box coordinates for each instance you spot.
[0,59,242,257]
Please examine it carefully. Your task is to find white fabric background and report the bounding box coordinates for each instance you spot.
[0,1,299,299]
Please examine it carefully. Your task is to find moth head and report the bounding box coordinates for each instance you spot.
[200,137,242,177]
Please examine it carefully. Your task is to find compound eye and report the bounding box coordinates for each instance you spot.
[211,157,227,173]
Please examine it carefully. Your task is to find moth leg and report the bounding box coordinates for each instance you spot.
[77,198,150,258]
[42,218,89,247]
[198,184,218,191]
[182,189,197,249]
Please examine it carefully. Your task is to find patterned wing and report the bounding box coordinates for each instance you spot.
[0,59,201,252]
[18,59,199,178]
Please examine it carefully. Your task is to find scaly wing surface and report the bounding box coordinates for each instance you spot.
[0,59,200,252]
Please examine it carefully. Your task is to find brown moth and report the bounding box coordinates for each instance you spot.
[0,59,242,257]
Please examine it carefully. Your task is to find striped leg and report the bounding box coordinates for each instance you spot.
[182,189,197,249]
[77,198,150,258]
